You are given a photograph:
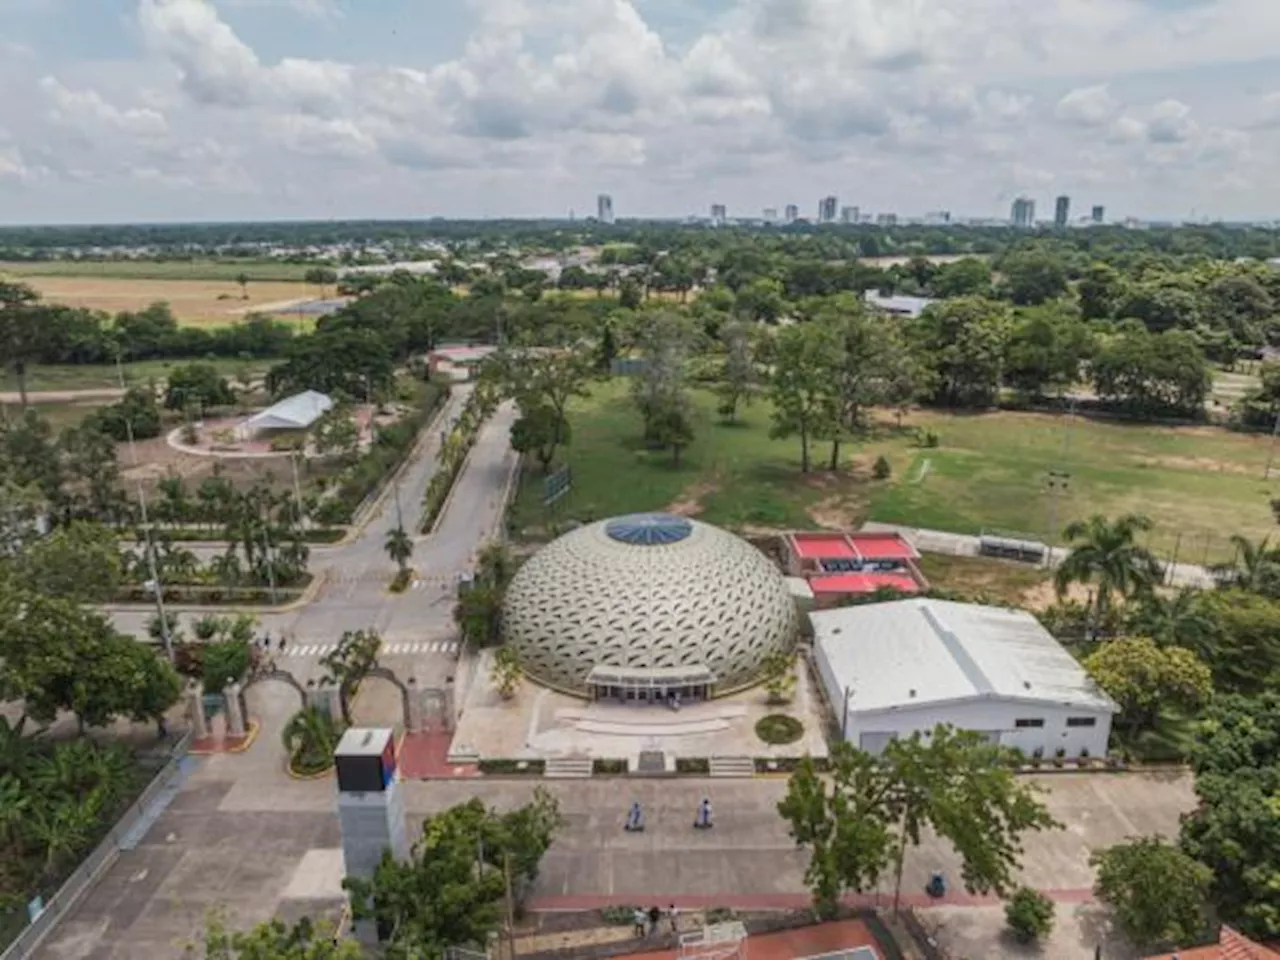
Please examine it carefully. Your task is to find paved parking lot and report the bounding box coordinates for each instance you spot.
[33,756,1195,959]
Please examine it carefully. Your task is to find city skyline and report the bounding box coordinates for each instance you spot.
[1,1,1278,225]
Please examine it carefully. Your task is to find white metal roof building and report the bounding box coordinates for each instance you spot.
[863,292,936,318]
[812,598,1116,759]
[240,390,333,434]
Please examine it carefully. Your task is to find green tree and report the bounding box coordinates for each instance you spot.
[618,276,643,309]
[769,322,839,472]
[454,584,504,648]
[715,321,756,423]
[61,420,127,523]
[649,401,695,464]
[762,650,797,705]
[302,267,340,299]
[191,913,361,959]
[384,526,413,575]
[778,727,1059,915]
[0,281,47,407]
[509,403,571,472]
[1004,887,1054,943]
[319,630,382,726]
[165,363,237,411]
[929,258,992,298]
[343,794,560,958]
[1092,838,1211,949]
[999,249,1069,306]
[1084,637,1213,738]
[911,297,1013,407]
[736,277,787,323]
[1077,262,1123,320]
[1212,535,1280,597]
[1124,588,1217,653]
[494,340,594,470]
[236,271,250,299]
[631,311,695,446]
[313,409,361,465]
[1003,307,1092,400]
[1054,513,1163,622]
[492,644,522,699]
[6,521,123,601]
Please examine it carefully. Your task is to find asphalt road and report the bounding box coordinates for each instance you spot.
[107,389,520,690]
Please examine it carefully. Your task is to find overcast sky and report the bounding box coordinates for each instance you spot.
[3,0,1280,225]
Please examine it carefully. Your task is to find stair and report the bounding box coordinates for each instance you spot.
[445,743,480,765]
[708,755,756,778]
[544,757,594,779]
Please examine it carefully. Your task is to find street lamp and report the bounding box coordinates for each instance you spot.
[842,685,855,740]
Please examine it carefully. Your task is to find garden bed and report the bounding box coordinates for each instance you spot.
[478,758,546,776]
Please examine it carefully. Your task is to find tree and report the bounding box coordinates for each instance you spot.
[454,584,504,648]
[618,276,643,309]
[911,297,1013,407]
[268,326,395,400]
[384,526,412,575]
[1077,262,1123,320]
[343,794,560,957]
[929,258,992,298]
[999,249,1069,306]
[190,914,361,959]
[1005,887,1054,943]
[5,521,123,601]
[1003,307,1092,400]
[1212,535,1280,597]
[235,272,250,300]
[778,727,1059,916]
[313,408,361,464]
[165,363,237,411]
[0,281,47,407]
[302,267,340,300]
[716,321,756,423]
[631,311,695,446]
[762,650,797,705]
[649,401,695,464]
[1084,637,1212,738]
[319,630,382,726]
[769,322,839,472]
[90,386,163,442]
[736,277,787,324]
[1054,513,1163,622]
[494,341,594,471]
[1124,588,1217,653]
[61,420,127,523]
[510,403,571,472]
[492,645,522,699]
[1092,838,1211,949]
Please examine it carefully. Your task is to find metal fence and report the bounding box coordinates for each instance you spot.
[0,731,193,960]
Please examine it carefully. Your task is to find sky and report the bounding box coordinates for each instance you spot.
[3,0,1280,225]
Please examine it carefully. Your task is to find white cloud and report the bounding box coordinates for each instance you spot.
[40,77,169,137]
[1146,98,1196,144]
[1055,85,1119,127]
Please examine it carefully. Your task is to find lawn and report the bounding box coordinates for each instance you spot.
[0,259,312,282]
[508,379,1280,563]
[7,357,277,394]
[2,274,316,328]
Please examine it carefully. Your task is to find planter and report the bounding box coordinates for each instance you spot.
[478,758,546,776]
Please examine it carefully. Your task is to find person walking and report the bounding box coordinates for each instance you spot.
[632,908,647,938]
[669,904,680,933]
[647,906,661,935]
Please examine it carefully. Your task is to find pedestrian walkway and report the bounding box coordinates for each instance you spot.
[280,639,459,659]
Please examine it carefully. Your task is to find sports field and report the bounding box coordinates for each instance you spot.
[508,379,1279,563]
[0,259,311,281]
[0,273,314,327]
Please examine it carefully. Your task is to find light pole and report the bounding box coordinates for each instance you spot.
[136,484,174,664]
[1265,406,1280,480]
[115,350,139,467]
[842,685,854,740]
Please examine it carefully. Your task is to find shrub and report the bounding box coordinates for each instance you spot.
[706,907,735,924]
[90,387,163,441]
[676,757,710,774]
[201,639,252,693]
[755,714,804,745]
[478,758,545,775]
[872,455,892,479]
[592,758,628,775]
[1005,887,1054,943]
[601,905,641,926]
[389,568,412,593]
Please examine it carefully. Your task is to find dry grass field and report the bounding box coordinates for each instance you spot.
[1,273,315,327]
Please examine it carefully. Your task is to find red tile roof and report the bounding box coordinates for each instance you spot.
[1145,926,1280,960]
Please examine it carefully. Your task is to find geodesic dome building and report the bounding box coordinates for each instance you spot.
[501,513,798,699]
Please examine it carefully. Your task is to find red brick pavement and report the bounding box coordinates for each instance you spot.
[397,730,479,780]
[616,919,885,960]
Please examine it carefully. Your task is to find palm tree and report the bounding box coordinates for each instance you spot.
[1054,513,1163,621]
[1212,535,1280,596]
[281,707,341,775]
[28,793,100,876]
[0,774,30,853]
[384,526,413,575]
[1126,589,1217,656]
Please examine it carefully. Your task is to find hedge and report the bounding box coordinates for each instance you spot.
[478,758,546,775]
[419,383,500,533]
[675,758,710,774]
[752,756,831,774]
[592,758,628,775]
[113,582,308,606]
[129,526,345,544]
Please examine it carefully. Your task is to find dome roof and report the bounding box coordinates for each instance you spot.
[503,513,798,696]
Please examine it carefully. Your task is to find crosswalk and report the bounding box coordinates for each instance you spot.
[280,640,460,659]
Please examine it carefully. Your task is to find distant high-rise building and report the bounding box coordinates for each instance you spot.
[924,210,951,225]
[819,196,839,223]
[763,208,779,222]
[1091,205,1105,224]
[784,204,799,223]
[710,204,728,225]
[840,205,859,224]
[875,213,898,226]
[1054,195,1070,229]
[597,194,615,224]
[1011,196,1036,228]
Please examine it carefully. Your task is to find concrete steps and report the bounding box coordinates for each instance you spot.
[544,757,594,779]
[708,755,756,778]
[574,716,729,737]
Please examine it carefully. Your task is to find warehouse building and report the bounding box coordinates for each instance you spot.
[812,598,1115,758]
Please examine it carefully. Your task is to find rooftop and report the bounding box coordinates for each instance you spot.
[812,598,1117,714]
[863,292,936,318]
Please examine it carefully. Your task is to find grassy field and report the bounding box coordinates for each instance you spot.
[1,273,315,327]
[509,379,1280,562]
[0,259,312,281]
[5,357,276,394]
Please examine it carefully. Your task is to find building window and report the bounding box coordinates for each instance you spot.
[1014,718,1044,729]
[1066,717,1097,728]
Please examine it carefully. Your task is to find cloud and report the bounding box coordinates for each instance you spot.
[40,77,169,137]
[1146,99,1196,144]
[1055,85,1119,127]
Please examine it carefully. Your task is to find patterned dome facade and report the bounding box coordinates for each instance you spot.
[503,513,798,696]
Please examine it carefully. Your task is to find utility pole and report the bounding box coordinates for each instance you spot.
[393,478,405,532]
[136,484,174,664]
[1045,396,1076,568]
[1166,529,1183,586]
[115,351,139,467]
[289,451,305,528]
[1265,406,1280,480]
[261,506,278,604]
[503,852,518,960]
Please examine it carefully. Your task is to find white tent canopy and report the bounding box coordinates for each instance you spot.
[240,390,333,433]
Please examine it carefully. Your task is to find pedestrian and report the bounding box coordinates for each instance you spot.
[632,907,646,938]
[695,797,713,829]
[647,906,661,935]
[278,635,286,652]
[669,904,679,933]
[625,800,644,832]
